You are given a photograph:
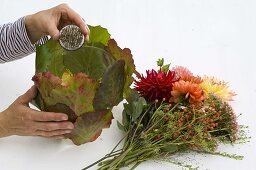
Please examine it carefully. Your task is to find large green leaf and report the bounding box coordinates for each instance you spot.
[87,25,111,46]
[63,47,115,80]
[36,40,65,76]
[93,60,125,110]
[36,40,115,79]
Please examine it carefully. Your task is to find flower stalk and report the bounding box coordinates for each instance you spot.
[83,59,249,170]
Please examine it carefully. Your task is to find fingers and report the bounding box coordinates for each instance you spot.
[29,109,68,122]
[34,121,74,131]
[47,135,65,139]
[17,86,37,104]
[64,5,89,35]
[47,23,60,40]
[35,123,73,139]
[57,4,90,40]
[81,18,90,42]
[35,129,72,138]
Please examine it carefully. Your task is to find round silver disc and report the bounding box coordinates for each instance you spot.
[59,25,85,51]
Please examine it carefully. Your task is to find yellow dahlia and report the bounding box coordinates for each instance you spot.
[200,76,236,101]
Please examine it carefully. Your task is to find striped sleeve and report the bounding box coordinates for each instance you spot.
[0,17,48,63]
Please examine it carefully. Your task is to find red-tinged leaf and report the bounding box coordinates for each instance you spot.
[106,39,139,97]
[33,71,99,116]
[66,110,113,145]
[93,60,125,110]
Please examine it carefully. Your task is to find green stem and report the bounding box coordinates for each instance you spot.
[120,148,157,168]
[82,152,121,170]
[130,162,141,170]
[130,104,153,145]
[83,134,129,170]
[121,147,155,162]
[208,128,230,133]
[146,101,166,127]
[108,133,128,155]
[102,147,133,170]
[145,103,180,134]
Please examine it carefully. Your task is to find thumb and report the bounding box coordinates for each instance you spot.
[47,22,60,40]
[18,86,38,104]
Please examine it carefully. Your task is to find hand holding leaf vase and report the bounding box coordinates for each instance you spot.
[32,25,136,145]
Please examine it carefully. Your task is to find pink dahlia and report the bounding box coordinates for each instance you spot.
[173,66,202,84]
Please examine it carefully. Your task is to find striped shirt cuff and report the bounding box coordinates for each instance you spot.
[0,17,48,63]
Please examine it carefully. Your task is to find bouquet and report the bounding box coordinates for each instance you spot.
[83,59,249,169]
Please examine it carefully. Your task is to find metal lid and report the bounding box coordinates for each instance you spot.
[59,25,85,51]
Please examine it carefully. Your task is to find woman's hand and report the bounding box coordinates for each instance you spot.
[24,3,90,43]
[0,86,74,139]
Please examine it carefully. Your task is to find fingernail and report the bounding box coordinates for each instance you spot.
[86,26,90,34]
[56,136,65,139]
[65,130,72,134]
[53,32,60,40]
[67,124,74,129]
[62,116,68,120]
[86,35,89,42]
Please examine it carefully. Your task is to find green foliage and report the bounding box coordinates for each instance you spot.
[157,58,164,67]
[117,93,146,132]
[157,58,170,72]
[63,47,115,80]
[83,94,246,169]
[160,144,178,153]
[87,25,110,46]
[32,25,136,145]
[162,64,170,72]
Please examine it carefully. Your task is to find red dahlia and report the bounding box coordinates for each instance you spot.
[134,69,178,101]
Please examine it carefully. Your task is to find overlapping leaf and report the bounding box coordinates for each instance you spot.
[33,25,137,145]
[106,39,138,97]
[33,71,99,116]
[66,110,113,145]
[93,60,125,110]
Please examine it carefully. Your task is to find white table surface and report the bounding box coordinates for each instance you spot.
[0,0,256,170]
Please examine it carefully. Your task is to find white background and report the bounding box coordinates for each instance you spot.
[0,0,256,170]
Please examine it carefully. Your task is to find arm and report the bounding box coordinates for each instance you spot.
[0,18,48,63]
[0,3,89,63]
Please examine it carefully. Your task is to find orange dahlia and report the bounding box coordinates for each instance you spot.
[134,69,178,101]
[170,80,205,104]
